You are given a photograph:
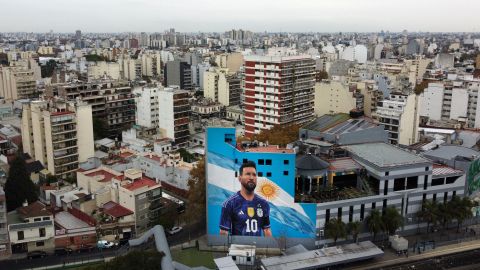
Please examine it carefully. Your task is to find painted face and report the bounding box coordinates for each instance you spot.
[239,166,257,193]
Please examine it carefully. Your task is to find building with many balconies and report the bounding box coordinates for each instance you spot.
[158,87,190,146]
[243,55,316,137]
[21,100,95,179]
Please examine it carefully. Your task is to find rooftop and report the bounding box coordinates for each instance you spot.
[261,241,384,270]
[84,168,119,183]
[344,143,431,168]
[102,201,134,218]
[17,201,51,218]
[432,164,464,177]
[55,211,91,230]
[123,176,160,191]
[237,144,294,154]
[424,145,480,161]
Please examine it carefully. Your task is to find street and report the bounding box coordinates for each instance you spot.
[0,223,205,270]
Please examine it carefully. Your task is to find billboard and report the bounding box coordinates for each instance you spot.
[206,127,316,239]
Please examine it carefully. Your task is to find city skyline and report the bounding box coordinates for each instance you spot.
[1,0,479,33]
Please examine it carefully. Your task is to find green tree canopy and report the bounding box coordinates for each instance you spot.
[84,250,164,270]
[417,200,439,235]
[4,156,38,211]
[366,209,384,241]
[382,207,404,235]
[347,221,362,243]
[185,157,206,224]
[325,218,346,244]
[239,124,301,147]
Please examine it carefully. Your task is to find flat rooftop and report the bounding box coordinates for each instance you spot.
[261,241,383,270]
[344,143,431,167]
[55,211,91,230]
[303,114,379,135]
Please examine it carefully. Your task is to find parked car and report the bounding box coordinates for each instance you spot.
[77,245,95,253]
[27,250,47,259]
[167,226,183,235]
[54,247,73,256]
[97,240,117,249]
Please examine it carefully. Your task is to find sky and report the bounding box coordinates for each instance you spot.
[0,0,479,33]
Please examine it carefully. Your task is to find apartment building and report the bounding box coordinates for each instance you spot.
[0,66,37,101]
[203,68,241,107]
[375,93,419,146]
[134,86,159,129]
[49,81,136,137]
[0,187,9,257]
[7,201,55,253]
[243,55,316,137]
[164,60,192,90]
[21,100,95,179]
[419,80,480,128]
[158,87,190,146]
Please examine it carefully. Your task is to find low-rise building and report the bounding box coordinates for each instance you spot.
[7,201,55,253]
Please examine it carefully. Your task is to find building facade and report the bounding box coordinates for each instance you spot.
[21,100,95,179]
[158,88,190,146]
[243,55,316,137]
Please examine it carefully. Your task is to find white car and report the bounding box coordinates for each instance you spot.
[167,226,183,235]
[97,240,116,249]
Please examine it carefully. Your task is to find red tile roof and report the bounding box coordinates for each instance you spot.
[102,201,133,218]
[85,169,117,182]
[123,177,160,191]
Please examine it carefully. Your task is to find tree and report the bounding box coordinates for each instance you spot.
[239,124,301,147]
[178,148,195,163]
[154,202,178,230]
[93,117,109,140]
[437,201,454,231]
[450,196,475,232]
[185,157,206,224]
[366,209,384,241]
[347,221,362,243]
[4,156,38,211]
[417,200,439,235]
[325,218,346,245]
[316,70,329,81]
[382,207,404,235]
[414,80,429,95]
[84,250,164,270]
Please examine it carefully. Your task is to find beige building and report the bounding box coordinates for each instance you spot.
[374,93,419,145]
[314,81,357,117]
[203,68,241,107]
[87,61,121,81]
[37,46,54,55]
[21,100,94,179]
[141,53,162,78]
[215,52,244,74]
[7,201,55,253]
[0,66,37,101]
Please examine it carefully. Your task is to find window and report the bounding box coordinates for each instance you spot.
[266,159,272,165]
[283,171,288,176]
[258,159,265,165]
[337,207,342,220]
[446,176,459,184]
[425,166,429,171]
[431,178,444,186]
[39,228,46,237]
[243,159,248,164]
[360,204,365,220]
[372,202,376,209]
[384,180,388,195]
[349,206,354,222]
[266,172,272,177]
[394,178,405,191]
[36,241,45,247]
[385,171,389,176]
[34,218,41,222]
[18,231,24,240]
[82,235,89,240]
[433,194,437,202]
[42,217,50,221]
[406,176,418,189]
[325,209,330,223]
[423,175,428,190]
[258,172,263,177]
[284,160,289,165]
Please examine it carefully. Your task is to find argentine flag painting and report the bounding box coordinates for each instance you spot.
[206,127,316,238]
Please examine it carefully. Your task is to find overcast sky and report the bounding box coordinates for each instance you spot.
[1,0,478,33]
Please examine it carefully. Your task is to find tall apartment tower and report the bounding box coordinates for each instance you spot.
[0,66,37,101]
[21,100,95,179]
[158,87,190,146]
[243,55,316,137]
[203,68,241,107]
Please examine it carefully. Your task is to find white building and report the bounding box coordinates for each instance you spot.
[158,87,190,146]
[375,93,419,145]
[134,86,160,128]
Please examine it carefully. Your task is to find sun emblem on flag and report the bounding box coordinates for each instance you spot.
[257,179,280,201]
